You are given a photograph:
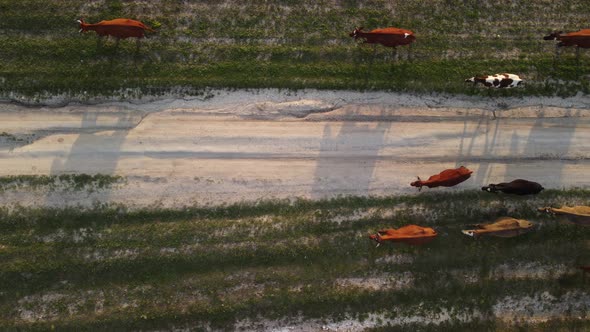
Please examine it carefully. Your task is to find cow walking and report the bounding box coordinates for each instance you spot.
[411,166,472,191]
[465,73,523,88]
[481,179,544,195]
[77,18,154,51]
[349,27,415,60]
[544,30,590,62]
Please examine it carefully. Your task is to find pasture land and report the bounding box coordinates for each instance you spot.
[2,1,590,98]
[1,189,589,330]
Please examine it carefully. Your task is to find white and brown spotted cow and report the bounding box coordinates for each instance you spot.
[465,73,523,88]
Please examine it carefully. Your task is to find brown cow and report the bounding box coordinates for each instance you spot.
[462,217,535,238]
[77,18,154,42]
[369,225,437,246]
[538,206,590,226]
[410,166,473,191]
[349,27,415,60]
[543,29,590,60]
[481,179,544,195]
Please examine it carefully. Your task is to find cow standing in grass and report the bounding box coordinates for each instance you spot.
[481,179,544,196]
[77,18,154,51]
[349,27,415,60]
[465,73,523,88]
[544,29,590,61]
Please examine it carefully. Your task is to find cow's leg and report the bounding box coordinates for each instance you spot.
[408,43,413,61]
[392,46,398,61]
[576,46,580,65]
[370,44,376,65]
[96,35,103,50]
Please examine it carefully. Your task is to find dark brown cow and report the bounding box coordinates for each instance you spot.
[77,18,154,40]
[481,179,544,195]
[544,29,590,60]
[410,166,472,191]
[349,27,415,59]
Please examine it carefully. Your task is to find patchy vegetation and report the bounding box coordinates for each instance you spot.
[2,1,590,99]
[0,190,588,330]
[0,174,124,192]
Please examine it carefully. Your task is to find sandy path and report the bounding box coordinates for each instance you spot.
[0,89,589,208]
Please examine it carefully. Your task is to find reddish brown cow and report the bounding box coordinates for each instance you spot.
[411,166,473,191]
[349,27,415,59]
[544,29,590,60]
[77,18,154,39]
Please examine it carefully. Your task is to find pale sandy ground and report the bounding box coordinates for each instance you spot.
[1,89,590,209]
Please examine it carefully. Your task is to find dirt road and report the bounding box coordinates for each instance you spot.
[1,89,589,208]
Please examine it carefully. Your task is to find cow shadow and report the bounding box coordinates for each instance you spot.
[311,111,391,199]
[455,108,581,190]
[45,112,136,207]
[455,112,502,187]
[503,109,580,189]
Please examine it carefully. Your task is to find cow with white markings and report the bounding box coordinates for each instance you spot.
[465,73,523,88]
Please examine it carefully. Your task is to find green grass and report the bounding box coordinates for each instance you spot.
[3,1,590,99]
[1,190,589,330]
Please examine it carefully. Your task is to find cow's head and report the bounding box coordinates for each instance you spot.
[76,18,88,33]
[543,31,563,40]
[461,230,477,237]
[465,77,475,83]
[410,176,423,191]
[481,185,498,193]
[369,233,382,247]
[537,207,555,214]
[520,219,535,229]
[349,27,364,39]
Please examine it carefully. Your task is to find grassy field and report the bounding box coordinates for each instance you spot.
[1,188,589,330]
[2,1,590,98]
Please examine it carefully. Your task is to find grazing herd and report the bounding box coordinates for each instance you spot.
[74,18,587,267]
[350,25,590,87]
[370,164,588,272]
[346,24,589,256]
[75,18,590,88]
